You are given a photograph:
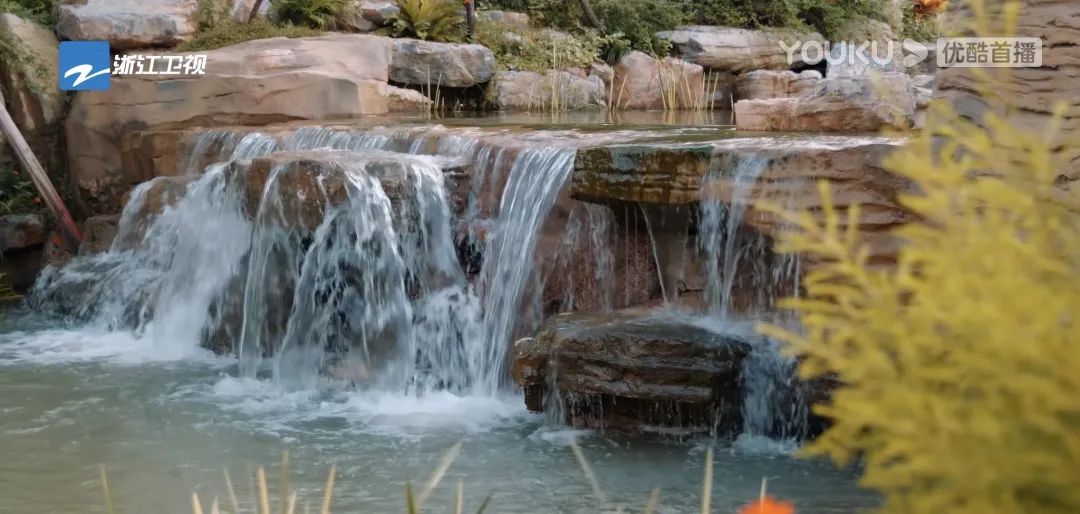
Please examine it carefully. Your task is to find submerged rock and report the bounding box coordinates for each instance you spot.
[512,311,752,437]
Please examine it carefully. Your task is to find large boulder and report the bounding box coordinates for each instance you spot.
[935,0,1080,186]
[389,39,496,88]
[611,51,704,110]
[66,34,397,213]
[57,0,198,50]
[657,26,821,73]
[512,311,753,436]
[487,70,606,111]
[735,69,822,100]
[734,73,917,132]
[0,13,63,158]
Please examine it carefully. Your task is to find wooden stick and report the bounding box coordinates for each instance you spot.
[0,103,81,252]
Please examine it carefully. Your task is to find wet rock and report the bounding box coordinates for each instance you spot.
[381,83,435,113]
[0,14,63,160]
[734,69,821,101]
[66,34,395,213]
[657,26,822,73]
[0,214,47,253]
[112,176,196,251]
[57,0,198,50]
[573,136,910,267]
[734,73,917,132]
[389,39,495,88]
[487,70,606,111]
[79,215,120,255]
[512,311,752,437]
[611,52,703,110]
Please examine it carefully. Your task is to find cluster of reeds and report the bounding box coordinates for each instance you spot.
[97,442,794,514]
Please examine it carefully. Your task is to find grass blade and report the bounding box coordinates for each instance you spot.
[279,451,290,514]
[320,464,336,514]
[570,440,608,505]
[405,481,417,514]
[454,479,464,514]
[474,492,493,514]
[100,465,116,514]
[643,488,661,514]
[223,467,240,514]
[700,447,714,514]
[192,492,205,514]
[286,490,297,514]
[416,442,462,508]
[211,496,221,514]
[257,467,271,514]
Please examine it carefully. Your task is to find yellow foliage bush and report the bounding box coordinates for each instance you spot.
[759,2,1080,513]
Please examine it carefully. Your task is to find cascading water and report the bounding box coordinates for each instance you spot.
[473,148,577,394]
[697,154,807,448]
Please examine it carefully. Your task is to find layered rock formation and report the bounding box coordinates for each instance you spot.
[935,0,1080,186]
[512,312,752,436]
[657,26,821,73]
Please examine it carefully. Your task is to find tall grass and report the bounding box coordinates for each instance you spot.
[96,441,787,514]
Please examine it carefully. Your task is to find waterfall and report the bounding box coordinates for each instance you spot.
[697,154,808,447]
[474,148,577,394]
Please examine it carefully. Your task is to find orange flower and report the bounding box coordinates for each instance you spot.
[738,497,795,514]
[914,0,948,18]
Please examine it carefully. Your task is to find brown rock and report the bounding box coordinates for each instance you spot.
[512,310,752,436]
[0,213,47,253]
[734,73,917,132]
[57,0,198,50]
[657,26,822,73]
[935,0,1080,185]
[389,39,496,88]
[735,69,822,101]
[0,13,63,162]
[487,70,606,111]
[611,52,705,110]
[66,34,395,214]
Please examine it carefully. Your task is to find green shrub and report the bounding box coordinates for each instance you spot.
[194,0,233,30]
[0,166,42,215]
[392,0,464,42]
[530,0,691,57]
[0,0,56,25]
[174,18,321,52]
[270,0,347,29]
[477,19,616,72]
[693,0,883,39]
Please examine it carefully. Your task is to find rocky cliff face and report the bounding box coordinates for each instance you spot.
[935,0,1080,188]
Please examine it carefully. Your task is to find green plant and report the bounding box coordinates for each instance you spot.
[270,0,347,29]
[0,0,57,25]
[175,18,321,52]
[692,0,883,40]
[529,0,690,58]
[0,165,42,215]
[195,0,233,30]
[759,6,1080,514]
[392,0,464,43]
[476,19,614,73]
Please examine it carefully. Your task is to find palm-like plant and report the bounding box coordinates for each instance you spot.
[392,0,465,42]
[270,0,348,29]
